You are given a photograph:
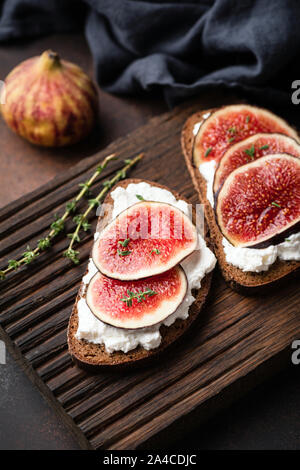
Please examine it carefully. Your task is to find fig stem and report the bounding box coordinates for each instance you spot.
[0,153,120,279]
[48,51,59,62]
[39,50,61,71]
[64,153,144,264]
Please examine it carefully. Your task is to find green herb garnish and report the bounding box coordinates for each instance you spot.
[205,147,212,157]
[271,202,281,208]
[228,137,235,143]
[66,201,77,213]
[121,288,157,307]
[246,115,250,123]
[102,180,113,189]
[150,249,160,255]
[88,198,101,208]
[8,259,21,269]
[260,145,269,150]
[136,194,145,201]
[63,248,80,265]
[228,126,237,134]
[78,182,91,192]
[50,215,65,236]
[117,249,131,257]
[244,145,255,160]
[118,238,130,248]
[37,237,51,251]
[23,246,37,264]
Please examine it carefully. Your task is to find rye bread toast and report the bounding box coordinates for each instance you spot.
[181,108,300,292]
[68,178,213,369]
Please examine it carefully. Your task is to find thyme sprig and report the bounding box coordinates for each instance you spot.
[228,126,237,134]
[117,249,131,257]
[120,288,157,307]
[118,238,130,247]
[204,147,212,157]
[63,153,144,264]
[0,153,118,279]
[244,144,255,160]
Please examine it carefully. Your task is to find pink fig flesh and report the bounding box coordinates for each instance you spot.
[92,201,197,280]
[193,104,299,166]
[216,154,300,247]
[86,266,187,329]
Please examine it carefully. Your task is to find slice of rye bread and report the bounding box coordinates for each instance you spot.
[181,108,300,293]
[68,178,214,369]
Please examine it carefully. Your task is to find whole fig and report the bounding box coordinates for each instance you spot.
[0,50,98,147]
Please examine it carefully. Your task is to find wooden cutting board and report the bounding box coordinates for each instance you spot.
[0,99,299,450]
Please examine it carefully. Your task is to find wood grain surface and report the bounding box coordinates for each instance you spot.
[0,96,299,450]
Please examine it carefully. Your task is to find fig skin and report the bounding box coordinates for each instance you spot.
[0,50,98,147]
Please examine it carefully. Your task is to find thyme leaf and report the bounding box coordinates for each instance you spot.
[244,144,255,160]
[121,288,157,307]
[118,238,130,248]
[117,249,131,257]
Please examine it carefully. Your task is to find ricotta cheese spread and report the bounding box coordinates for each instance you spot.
[198,160,217,207]
[222,232,300,272]
[193,112,211,136]
[76,182,217,353]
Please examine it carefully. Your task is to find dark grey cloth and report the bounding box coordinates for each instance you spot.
[0,0,299,115]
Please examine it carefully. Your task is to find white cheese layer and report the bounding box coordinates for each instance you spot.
[222,233,300,272]
[198,160,217,207]
[192,112,211,136]
[76,182,216,354]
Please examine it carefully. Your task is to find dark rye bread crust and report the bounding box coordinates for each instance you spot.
[68,178,213,369]
[181,108,300,292]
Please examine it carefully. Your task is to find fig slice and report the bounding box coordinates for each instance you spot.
[86,266,188,329]
[92,201,197,280]
[213,133,300,193]
[216,154,300,248]
[193,104,299,167]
